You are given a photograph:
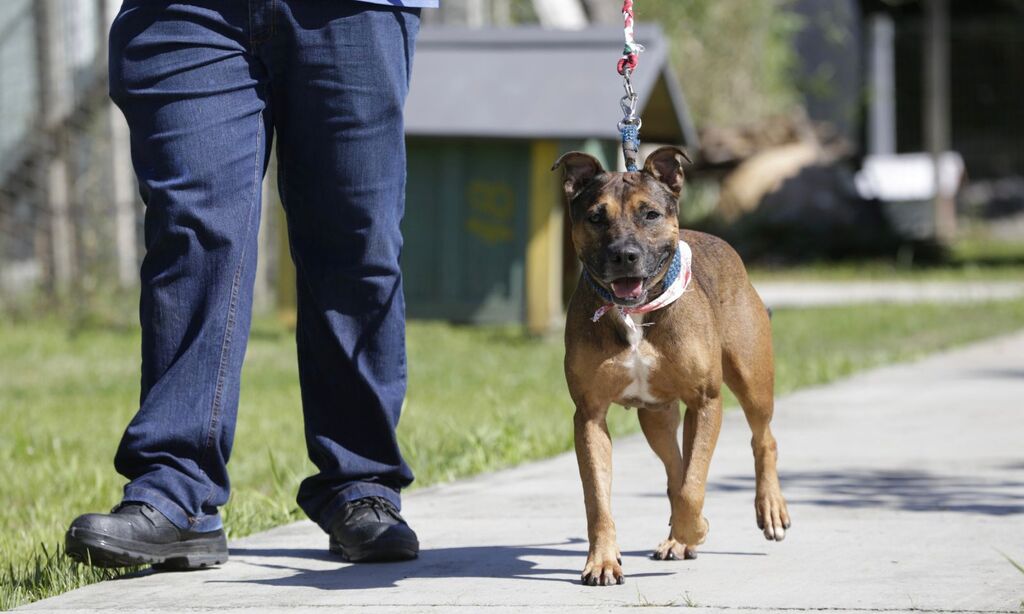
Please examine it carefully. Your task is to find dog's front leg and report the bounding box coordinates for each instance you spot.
[673,391,723,553]
[574,403,623,586]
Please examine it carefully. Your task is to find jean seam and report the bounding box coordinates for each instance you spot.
[249,0,274,46]
[198,114,264,511]
[247,0,255,47]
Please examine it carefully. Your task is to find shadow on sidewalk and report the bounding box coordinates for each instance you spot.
[706,468,1024,516]
[216,540,676,590]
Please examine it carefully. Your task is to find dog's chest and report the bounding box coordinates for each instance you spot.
[615,313,665,407]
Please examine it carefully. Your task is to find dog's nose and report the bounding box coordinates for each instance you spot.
[610,246,641,265]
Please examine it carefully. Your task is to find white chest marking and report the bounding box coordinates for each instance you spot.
[619,313,661,405]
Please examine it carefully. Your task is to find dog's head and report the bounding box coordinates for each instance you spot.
[552,146,689,307]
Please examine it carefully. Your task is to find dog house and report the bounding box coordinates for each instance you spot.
[400,25,697,333]
[274,25,697,333]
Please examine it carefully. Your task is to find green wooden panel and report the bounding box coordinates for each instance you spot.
[403,138,530,323]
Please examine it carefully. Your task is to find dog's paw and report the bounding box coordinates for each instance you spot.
[652,538,697,561]
[755,490,791,541]
[581,550,625,586]
[672,514,710,546]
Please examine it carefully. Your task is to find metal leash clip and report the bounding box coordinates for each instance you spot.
[618,70,642,171]
[617,71,642,131]
[616,0,643,171]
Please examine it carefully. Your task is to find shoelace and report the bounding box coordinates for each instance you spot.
[348,497,402,523]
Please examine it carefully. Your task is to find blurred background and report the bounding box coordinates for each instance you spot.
[2,0,1023,330]
[4,1,1024,608]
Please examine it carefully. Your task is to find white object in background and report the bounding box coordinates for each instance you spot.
[531,0,588,29]
[854,152,965,202]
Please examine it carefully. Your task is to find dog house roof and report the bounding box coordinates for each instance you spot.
[405,24,698,147]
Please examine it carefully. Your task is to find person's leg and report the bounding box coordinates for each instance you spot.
[108,1,272,533]
[266,2,419,531]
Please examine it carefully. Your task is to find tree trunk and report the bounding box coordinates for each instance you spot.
[35,0,76,294]
[101,0,140,288]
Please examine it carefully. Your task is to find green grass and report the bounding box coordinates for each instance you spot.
[952,236,1024,265]
[3,299,1024,609]
[1002,552,1024,576]
[747,237,1024,283]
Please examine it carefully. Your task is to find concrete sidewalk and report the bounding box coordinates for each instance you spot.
[22,332,1024,613]
[753,279,1024,308]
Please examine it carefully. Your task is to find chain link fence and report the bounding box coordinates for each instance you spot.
[0,0,139,313]
[0,0,541,319]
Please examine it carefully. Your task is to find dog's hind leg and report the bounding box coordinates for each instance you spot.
[638,404,696,560]
[672,391,723,552]
[723,326,791,542]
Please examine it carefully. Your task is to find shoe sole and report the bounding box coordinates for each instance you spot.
[65,527,228,570]
[329,537,419,563]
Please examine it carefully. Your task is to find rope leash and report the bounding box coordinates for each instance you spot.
[616,0,644,172]
[616,0,643,76]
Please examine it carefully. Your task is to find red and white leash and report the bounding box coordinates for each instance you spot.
[592,3,691,344]
[616,0,644,172]
[616,0,644,76]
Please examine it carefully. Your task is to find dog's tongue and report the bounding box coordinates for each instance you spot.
[610,277,644,300]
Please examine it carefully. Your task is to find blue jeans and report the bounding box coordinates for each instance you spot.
[108,0,419,533]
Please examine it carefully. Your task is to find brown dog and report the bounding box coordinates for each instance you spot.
[553,146,790,586]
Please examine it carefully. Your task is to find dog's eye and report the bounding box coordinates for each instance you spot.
[644,210,662,221]
[587,212,604,225]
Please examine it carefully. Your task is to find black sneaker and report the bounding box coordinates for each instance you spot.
[65,502,228,570]
[328,496,419,562]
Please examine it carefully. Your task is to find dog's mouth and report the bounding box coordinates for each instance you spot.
[612,252,674,305]
[610,277,645,301]
[587,251,674,306]
[599,275,652,307]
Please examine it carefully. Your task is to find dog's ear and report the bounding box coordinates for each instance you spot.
[551,152,605,202]
[642,146,691,197]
